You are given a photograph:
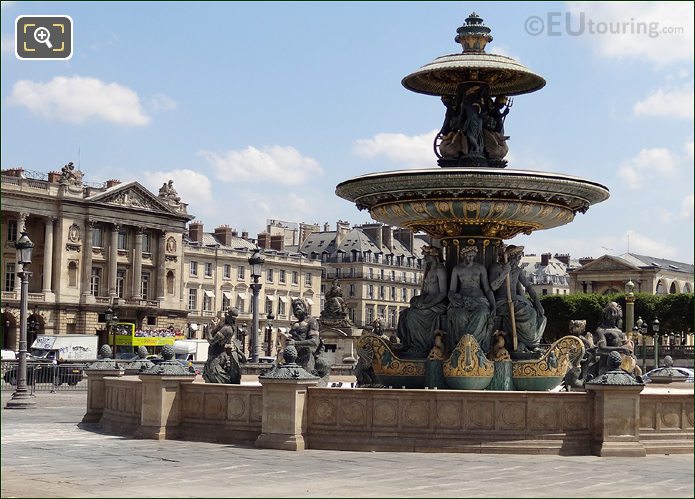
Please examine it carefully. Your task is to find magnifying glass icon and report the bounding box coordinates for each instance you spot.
[34,27,53,49]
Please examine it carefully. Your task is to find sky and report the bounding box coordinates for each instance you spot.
[2,1,693,263]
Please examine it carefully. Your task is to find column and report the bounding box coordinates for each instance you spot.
[586,281,593,293]
[81,221,94,296]
[132,227,143,299]
[109,223,120,298]
[157,231,166,300]
[42,217,56,293]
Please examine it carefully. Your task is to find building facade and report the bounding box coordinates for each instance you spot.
[299,222,426,334]
[1,166,193,350]
[183,222,322,357]
[568,253,694,295]
[519,252,573,296]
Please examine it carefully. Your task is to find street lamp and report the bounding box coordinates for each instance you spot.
[652,318,660,368]
[105,305,118,355]
[6,231,36,409]
[248,248,265,363]
[265,312,275,357]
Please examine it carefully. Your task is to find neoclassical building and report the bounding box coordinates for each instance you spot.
[1,166,192,350]
[568,253,694,295]
[299,221,427,332]
[183,221,322,356]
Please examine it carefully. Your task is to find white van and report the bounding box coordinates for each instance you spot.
[1,349,17,361]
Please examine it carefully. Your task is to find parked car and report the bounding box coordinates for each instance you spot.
[1,349,17,361]
[3,362,84,386]
[642,367,694,383]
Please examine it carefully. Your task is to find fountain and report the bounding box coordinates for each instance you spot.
[338,13,608,390]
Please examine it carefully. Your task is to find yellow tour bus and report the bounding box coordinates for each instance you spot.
[112,323,185,354]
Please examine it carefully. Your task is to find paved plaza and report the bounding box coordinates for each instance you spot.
[1,391,693,498]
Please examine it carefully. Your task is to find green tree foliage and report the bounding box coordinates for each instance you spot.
[539,293,694,342]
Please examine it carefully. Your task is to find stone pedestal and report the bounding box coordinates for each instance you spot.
[135,375,195,440]
[82,369,124,423]
[586,384,646,457]
[255,377,319,451]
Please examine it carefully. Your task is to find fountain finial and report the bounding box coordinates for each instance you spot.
[455,12,493,53]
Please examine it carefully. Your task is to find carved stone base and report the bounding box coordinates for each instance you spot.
[5,391,37,410]
[437,157,507,168]
[255,433,306,451]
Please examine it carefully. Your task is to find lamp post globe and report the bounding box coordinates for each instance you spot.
[265,312,275,357]
[248,249,265,363]
[6,231,36,409]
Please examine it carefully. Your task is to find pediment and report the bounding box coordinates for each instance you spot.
[575,255,640,273]
[87,182,175,214]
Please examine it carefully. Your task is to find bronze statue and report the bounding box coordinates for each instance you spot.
[488,245,546,353]
[203,308,246,384]
[287,298,321,372]
[594,302,640,377]
[321,278,348,319]
[447,245,496,353]
[396,245,448,358]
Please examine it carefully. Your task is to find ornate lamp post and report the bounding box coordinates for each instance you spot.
[265,312,275,357]
[652,318,660,368]
[634,316,647,372]
[624,280,635,333]
[105,305,118,355]
[248,248,265,363]
[6,231,36,409]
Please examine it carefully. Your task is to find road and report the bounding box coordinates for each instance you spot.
[1,391,693,498]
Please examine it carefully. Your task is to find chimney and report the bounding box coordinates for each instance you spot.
[578,256,594,267]
[554,253,570,266]
[241,230,249,240]
[106,179,121,188]
[270,234,284,251]
[393,228,414,252]
[231,229,238,237]
[257,233,270,249]
[541,253,551,266]
[335,220,350,247]
[48,171,62,183]
[382,225,393,251]
[323,222,330,232]
[214,225,233,246]
[3,168,24,178]
[188,221,203,243]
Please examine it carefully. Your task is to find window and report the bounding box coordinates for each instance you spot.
[366,307,373,323]
[166,271,175,295]
[542,289,548,295]
[190,261,198,277]
[265,297,274,315]
[204,262,213,277]
[349,284,355,297]
[349,268,355,277]
[266,268,274,283]
[4,263,15,291]
[304,273,312,286]
[117,229,127,250]
[292,271,299,285]
[68,262,78,287]
[203,293,213,311]
[90,267,101,296]
[224,264,231,279]
[222,292,231,310]
[279,270,286,284]
[380,269,385,280]
[390,271,395,281]
[92,227,103,247]
[235,295,244,312]
[142,233,151,253]
[368,268,374,279]
[368,284,374,298]
[238,266,245,280]
[141,272,150,299]
[7,220,17,242]
[278,299,286,317]
[379,286,385,299]
[402,288,407,301]
[116,269,126,297]
[389,309,396,328]
[391,286,396,300]
[188,289,197,310]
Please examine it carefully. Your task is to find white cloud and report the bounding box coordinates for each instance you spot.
[143,169,214,215]
[200,145,322,185]
[565,2,694,65]
[633,85,694,120]
[353,129,436,168]
[148,93,177,112]
[627,230,677,258]
[617,147,677,189]
[1,33,13,54]
[488,44,521,62]
[681,195,694,219]
[686,140,694,160]
[8,76,150,126]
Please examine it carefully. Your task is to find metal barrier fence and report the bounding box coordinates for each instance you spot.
[1,361,89,393]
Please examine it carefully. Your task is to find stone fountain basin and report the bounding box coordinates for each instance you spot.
[336,168,609,239]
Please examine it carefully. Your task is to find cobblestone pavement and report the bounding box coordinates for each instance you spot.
[2,392,693,498]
